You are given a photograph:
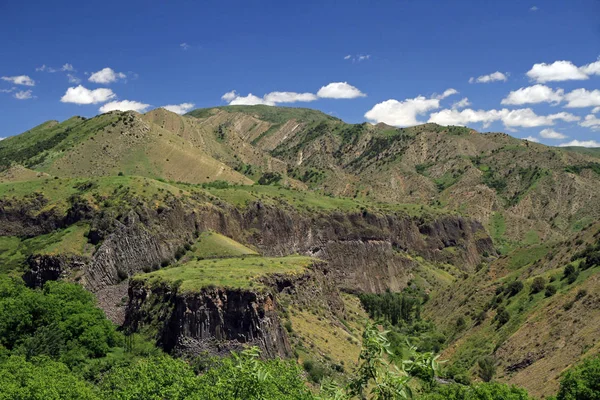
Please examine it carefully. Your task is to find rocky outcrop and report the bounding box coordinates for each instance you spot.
[124,261,343,358]
[125,281,291,358]
[23,254,88,288]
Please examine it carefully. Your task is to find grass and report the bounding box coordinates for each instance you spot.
[0,223,92,274]
[505,244,550,270]
[133,255,317,292]
[188,231,258,259]
[489,212,506,245]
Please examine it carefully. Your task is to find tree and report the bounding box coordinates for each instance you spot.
[419,382,532,399]
[477,356,496,382]
[545,284,557,297]
[556,356,600,400]
[0,355,99,400]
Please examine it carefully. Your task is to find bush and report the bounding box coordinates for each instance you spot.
[495,307,510,327]
[478,356,496,382]
[545,284,557,297]
[420,382,533,399]
[530,277,546,294]
[505,281,524,297]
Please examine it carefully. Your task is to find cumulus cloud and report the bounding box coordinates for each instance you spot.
[1,75,35,86]
[180,43,190,50]
[526,60,589,83]
[228,93,272,106]
[365,96,443,127]
[530,6,539,11]
[89,67,127,84]
[501,84,564,105]
[60,85,116,104]
[317,82,366,99]
[264,91,318,103]
[344,55,351,60]
[580,60,600,76]
[559,139,600,147]
[162,103,195,114]
[564,88,600,108]
[452,98,471,109]
[593,106,600,114]
[469,71,507,84]
[579,114,600,130]
[428,107,579,129]
[523,136,540,142]
[539,128,567,139]
[61,63,75,72]
[0,87,15,93]
[14,90,34,100]
[99,100,150,113]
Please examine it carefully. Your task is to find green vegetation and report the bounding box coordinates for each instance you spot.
[188,231,258,260]
[133,255,316,291]
[556,356,600,400]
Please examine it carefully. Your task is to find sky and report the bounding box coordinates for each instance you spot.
[1,0,599,146]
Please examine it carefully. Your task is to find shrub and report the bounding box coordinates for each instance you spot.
[495,307,510,327]
[478,356,496,382]
[505,281,524,297]
[545,284,557,297]
[530,277,545,294]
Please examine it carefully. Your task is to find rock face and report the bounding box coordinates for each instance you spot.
[125,281,291,358]
[124,262,343,358]
[23,254,88,288]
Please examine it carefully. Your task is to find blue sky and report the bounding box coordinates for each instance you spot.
[1,0,599,146]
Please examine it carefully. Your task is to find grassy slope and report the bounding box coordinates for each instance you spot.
[132,255,316,292]
[423,222,600,397]
[188,231,258,260]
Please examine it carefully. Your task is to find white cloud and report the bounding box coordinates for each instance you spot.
[530,6,539,11]
[14,90,33,100]
[344,54,371,62]
[559,139,600,148]
[99,100,150,113]
[469,71,507,84]
[592,106,600,114]
[523,136,540,142]
[579,114,600,130]
[564,88,600,108]
[264,91,318,103]
[60,85,116,104]
[221,91,238,102]
[434,88,458,100]
[580,60,600,76]
[67,74,81,84]
[365,96,443,127]
[180,43,190,50]
[228,93,273,106]
[501,84,564,105]
[539,128,567,139]
[317,82,366,99]
[0,137,4,141]
[428,107,579,129]
[1,75,35,86]
[0,87,15,93]
[526,60,588,83]
[452,97,471,109]
[35,65,57,73]
[89,67,126,84]
[61,63,75,72]
[162,103,195,114]
[429,108,506,128]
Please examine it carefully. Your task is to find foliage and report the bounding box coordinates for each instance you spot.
[556,355,600,400]
[0,277,119,366]
[359,289,424,326]
[257,172,283,186]
[530,277,546,294]
[477,356,496,382]
[0,355,99,400]
[419,382,533,399]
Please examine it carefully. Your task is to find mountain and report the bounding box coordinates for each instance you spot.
[1,105,599,397]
